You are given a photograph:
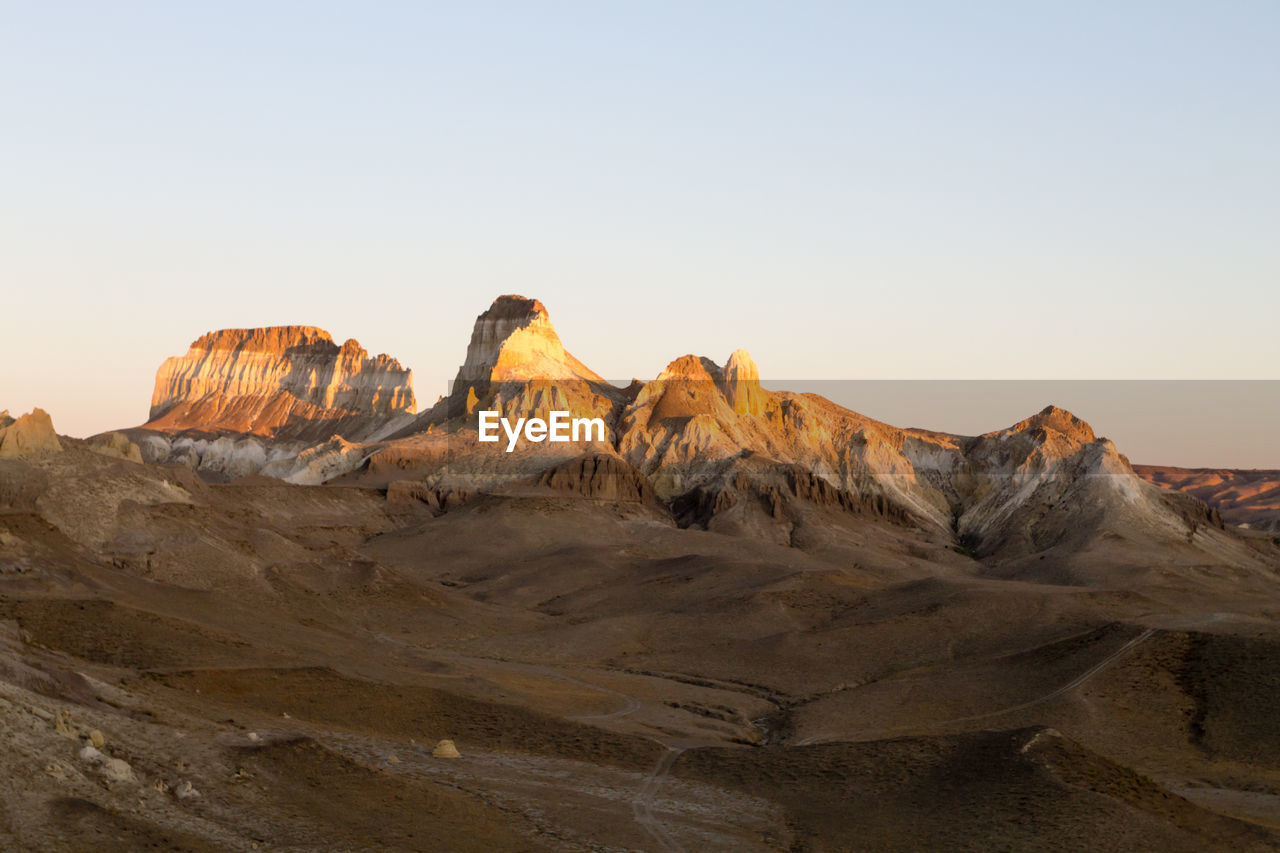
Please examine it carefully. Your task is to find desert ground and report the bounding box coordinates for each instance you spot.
[4,299,1280,851]
[3,436,1280,852]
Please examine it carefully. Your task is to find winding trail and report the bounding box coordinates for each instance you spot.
[519,665,689,851]
[632,747,687,853]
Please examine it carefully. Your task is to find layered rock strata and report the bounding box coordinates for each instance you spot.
[116,296,1260,572]
[144,326,415,441]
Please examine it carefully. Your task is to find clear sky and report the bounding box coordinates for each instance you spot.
[1,2,1277,464]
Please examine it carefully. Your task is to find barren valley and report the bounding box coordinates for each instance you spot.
[2,296,1279,851]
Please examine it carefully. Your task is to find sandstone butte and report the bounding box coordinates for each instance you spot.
[145,325,415,440]
[442,294,620,427]
[457,295,605,386]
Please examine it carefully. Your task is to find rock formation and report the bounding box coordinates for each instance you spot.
[146,326,415,438]
[135,327,417,476]
[84,431,143,463]
[442,295,622,429]
[129,327,412,479]
[151,326,415,420]
[0,409,62,456]
[432,739,461,759]
[723,349,766,416]
[387,296,626,471]
[531,453,660,505]
[111,295,1260,574]
[456,296,602,386]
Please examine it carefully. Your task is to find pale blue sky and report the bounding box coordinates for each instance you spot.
[1,2,1277,464]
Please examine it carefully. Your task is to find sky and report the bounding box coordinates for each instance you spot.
[1,2,1277,465]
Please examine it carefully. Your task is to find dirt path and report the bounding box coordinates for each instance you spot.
[633,746,687,853]
[510,662,691,851]
[417,653,690,850]
[799,627,1159,745]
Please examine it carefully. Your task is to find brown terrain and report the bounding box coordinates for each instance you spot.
[2,295,1280,851]
[1137,465,1280,533]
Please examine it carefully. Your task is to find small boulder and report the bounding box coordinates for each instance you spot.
[432,739,461,759]
[103,758,134,782]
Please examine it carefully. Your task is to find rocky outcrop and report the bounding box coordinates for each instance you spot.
[264,435,371,486]
[723,349,766,416]
[385,480,476,519]
[532,453,659,504]
[943,406,1157,558]
[673,462,914,531]
[386,301,1191,563]
[84,432,143,463]
[387,296,626,465]
[110,296,1274,574]
[131,432,305,481]
[456,296,603,386]
[610,350,1216,563]
[444,295,623,429]
[0,409,62,456]
[146,326,415,440]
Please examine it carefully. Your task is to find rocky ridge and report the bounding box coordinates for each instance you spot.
[111,296,1266,570]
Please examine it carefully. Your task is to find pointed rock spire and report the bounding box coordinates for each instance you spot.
[723,349,766,415]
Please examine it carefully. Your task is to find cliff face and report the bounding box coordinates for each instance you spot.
[145,326,415,441]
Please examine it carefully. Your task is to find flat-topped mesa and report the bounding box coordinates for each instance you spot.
[188,325,332,354]
[456,295,604,386]
[146,326,415,435]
